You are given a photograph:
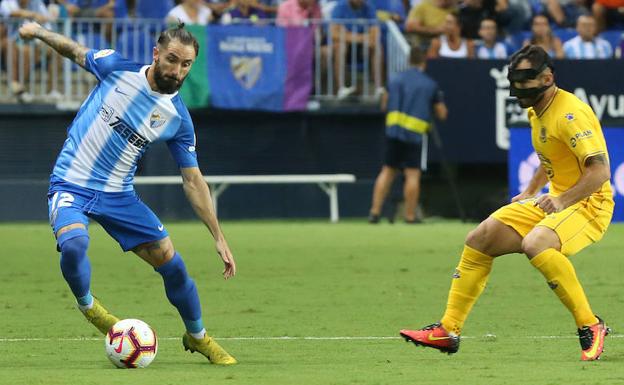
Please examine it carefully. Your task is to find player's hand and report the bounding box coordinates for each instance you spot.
[511,190,534,203]
[18,21,43,40]
[535,195,564,214]
[215,238,236,280]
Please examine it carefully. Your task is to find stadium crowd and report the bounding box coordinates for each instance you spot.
[1,0,624,102]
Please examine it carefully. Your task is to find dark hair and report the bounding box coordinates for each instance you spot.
[409,46,426,65]
[509,45,553,72]
[157,22,199,56]
[480,17,498,28]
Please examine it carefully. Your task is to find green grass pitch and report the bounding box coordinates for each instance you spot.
[1,221,623,385]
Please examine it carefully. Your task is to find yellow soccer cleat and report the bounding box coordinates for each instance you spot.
[80,297,120,335]
[182,332,238,365]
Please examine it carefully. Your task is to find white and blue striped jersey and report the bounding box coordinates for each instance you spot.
[475,42,508,59]
[563,36,613,59]
[52,49,198,192]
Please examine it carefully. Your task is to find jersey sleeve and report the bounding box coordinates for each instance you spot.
[167,113,199,169]
[84,49,138,82]
[431,82,444,105]
[557,109,608,164]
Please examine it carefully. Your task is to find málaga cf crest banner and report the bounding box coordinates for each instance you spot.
[206,25,313,111]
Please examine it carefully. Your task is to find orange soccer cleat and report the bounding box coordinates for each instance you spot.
[578,316,610,361]
[400,323,460,354]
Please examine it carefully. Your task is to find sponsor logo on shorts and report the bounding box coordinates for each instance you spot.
[452,269,461,279]
[158,224,164,231]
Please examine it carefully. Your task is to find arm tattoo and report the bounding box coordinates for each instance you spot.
[584,154,608,167]
[35,29,89,68]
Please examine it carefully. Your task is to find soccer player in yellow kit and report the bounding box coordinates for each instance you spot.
[400,45,614,361]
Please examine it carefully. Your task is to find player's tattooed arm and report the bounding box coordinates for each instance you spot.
[18,21,88,68]
[556,153,611,209]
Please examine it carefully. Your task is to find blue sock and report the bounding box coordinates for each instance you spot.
[155,253,204,333]
[58,228,91,301]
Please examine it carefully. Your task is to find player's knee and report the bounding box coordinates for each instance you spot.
[155,253,189,284]
[465,226,490,252]
[521,231,560,258]
[58,229,90,259]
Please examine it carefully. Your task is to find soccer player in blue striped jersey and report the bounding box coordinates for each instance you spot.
[19,21,237,365]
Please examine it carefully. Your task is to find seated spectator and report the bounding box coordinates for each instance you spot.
[374,0,407,24]
[475,17,508,58]
[542,0,590,28]
[459,0,489,39]
[221,0,268,23]
[60,0,128,43]
[276,0,321,26]
[255,0,280,16]
[428,12,475,58]
[405,0,457,49]
[166,0,213,25]
[592,0,624,32]
[330,0,382,98]
[134,0,175,19]
[0,0,56,102]
[495,0,532,35]
[563,14,613,58]
[60,0,127,19]
[523,14,564,58]
[204,0,233,20]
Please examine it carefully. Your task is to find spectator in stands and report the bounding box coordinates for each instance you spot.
[59,0,126,19]
[60,0,128,43]
[220,0,267,24]
[495,0,532,35]
[592,0,624,32]
[475,17,508,58]
[428,13,475,58]
[330,0,382,99]
[405,0,457,49]
[255,0,280,16]
[523,14,564,58]
[204,0,233,21]
[563,14,613,58]
[134,0,175,19]
[166,0,213,25]
[276,0,321,26]
[458,0,489,39]
[369,46,447,224]
[374,0,407,24]
[541,0,590,28]
[0,0,54,102]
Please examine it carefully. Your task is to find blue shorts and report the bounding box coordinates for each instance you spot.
[47,175,168,251]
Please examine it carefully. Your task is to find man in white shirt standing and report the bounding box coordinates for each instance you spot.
[563,14,613,59]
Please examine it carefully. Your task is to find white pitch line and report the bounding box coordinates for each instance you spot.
[0,335,623,342]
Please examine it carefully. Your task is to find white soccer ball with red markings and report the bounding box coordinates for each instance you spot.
[105,319,158,368]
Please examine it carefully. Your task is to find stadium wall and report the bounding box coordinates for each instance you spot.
[3,59,623,222]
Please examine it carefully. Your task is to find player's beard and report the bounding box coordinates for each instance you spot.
[153,60,186,94]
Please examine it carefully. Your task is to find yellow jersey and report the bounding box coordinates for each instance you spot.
[527,88,613,201]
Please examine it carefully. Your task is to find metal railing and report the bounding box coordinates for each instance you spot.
[0,17,403,107]
[385,20,410,79]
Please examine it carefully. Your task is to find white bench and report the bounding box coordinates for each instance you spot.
[134,174,357,222]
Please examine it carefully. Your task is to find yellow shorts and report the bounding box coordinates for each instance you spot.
[491,195,614,256]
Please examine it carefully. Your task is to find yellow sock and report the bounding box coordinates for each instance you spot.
[530,248,598,328]
[440,245,493,335]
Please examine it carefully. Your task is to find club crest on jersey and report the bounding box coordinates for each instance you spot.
[149,110,166,129]
[231,56,262,90]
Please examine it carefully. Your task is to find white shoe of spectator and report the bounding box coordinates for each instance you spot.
[373,86,385,99]
[10,82,34,104]
[337,86,356,100]
[45,90,64,102]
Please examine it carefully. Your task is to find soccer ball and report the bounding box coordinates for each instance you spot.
[105,319,158,368]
